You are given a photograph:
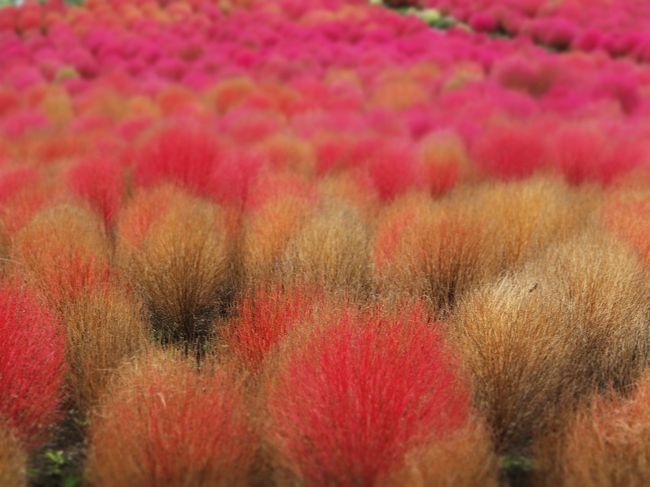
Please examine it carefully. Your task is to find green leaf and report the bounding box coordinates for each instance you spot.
[500,454,536,473]
[63,475,82,487]
[45,450,65,466]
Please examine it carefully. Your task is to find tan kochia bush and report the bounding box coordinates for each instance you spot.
[280,204,370,296]
[373,178,599,315]
[541,372,650,486]
[385,419,499,487]
[10,204,111,313]
[85,351,255,487]
[537,229,650,390]
[116,185,231,346]
[470,177,598,269]
[372,192,490,315]
[452,272,579,452]
[62,287,151,411]
[256,133,315,174]
[317,171,380,220]
[453,227,650,452]
[241,196,314,289]
[0,426,25,487]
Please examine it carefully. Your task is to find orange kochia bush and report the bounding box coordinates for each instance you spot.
[85,351,255,487]
[10,204,112,313]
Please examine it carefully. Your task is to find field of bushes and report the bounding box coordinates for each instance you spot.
[1,0,649,485]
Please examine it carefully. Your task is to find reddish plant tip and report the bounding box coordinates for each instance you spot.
[207,149,265,207]
[365,140,423,201]
[0,167,40,208]
[226,286,320,371]
[473,122,549,180]
[67,158,124,229]
[134,125,223,198]
[267,310,470,486]
[12,205,112,312]
[0,283,65,448]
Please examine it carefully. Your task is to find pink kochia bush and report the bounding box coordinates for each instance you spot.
[0,283,65,448]
[266,307,470,485]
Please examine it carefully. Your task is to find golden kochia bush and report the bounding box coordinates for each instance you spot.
[541,372,650,486]
[469,177,599,269]
[372,178,599,316]
[241,195,314,289]
[452,228,650,452]
[0,426,25,487]
[62,287,151,411]
[452,273,579,452]
[372,192,489,315]
[537,229,650,390]
[116,185,232,348]
[10,204,111,313]
[280,204,370,296]
[85,352,255,487]
[317,171,380,220]
[255,133,316,174]
[385,420,499,487]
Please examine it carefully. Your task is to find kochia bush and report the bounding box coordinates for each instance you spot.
[0,283,65,447]
[266,308,469,486]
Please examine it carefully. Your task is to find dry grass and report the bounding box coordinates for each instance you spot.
[62,286,151,411]
[452,226,650,452]
[0,425,26,487]
[10,204,111,314]
[116,185,231,350]
[85,350,255,487]
[537,372,650,486]
[385,419,499,487]
[280,203,371,297]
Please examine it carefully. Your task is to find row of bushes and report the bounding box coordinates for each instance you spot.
[1,172,650,484]
[1,0,649,485]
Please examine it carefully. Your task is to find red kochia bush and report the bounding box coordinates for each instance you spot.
[266,309,469,486]
[67,158,124,229]
[473,121,549,180]
[0,284,65,447]
[134,125,223,198]
[364,140,422,201]
[225,286,320,371]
